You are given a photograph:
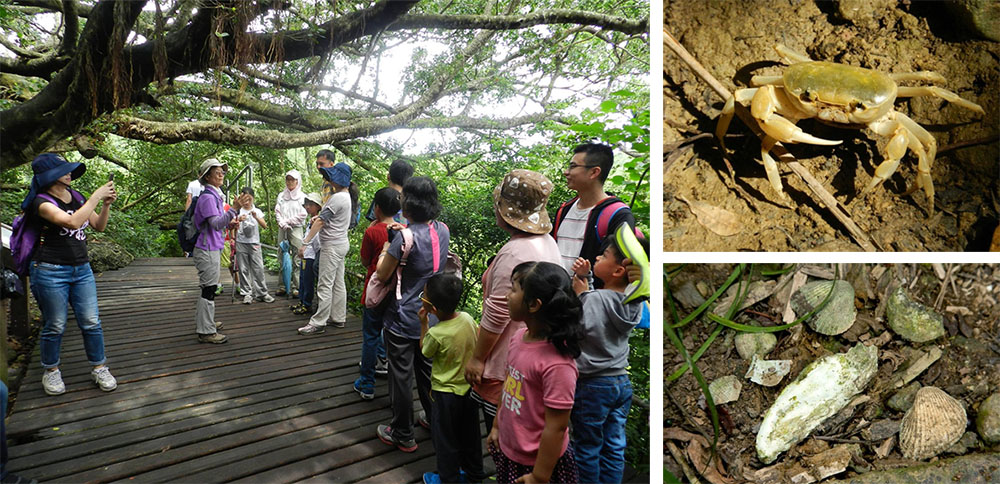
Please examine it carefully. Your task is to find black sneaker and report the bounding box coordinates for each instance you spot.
[377,424,417,452]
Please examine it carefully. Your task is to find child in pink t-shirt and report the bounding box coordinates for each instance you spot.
[486,261,583,484]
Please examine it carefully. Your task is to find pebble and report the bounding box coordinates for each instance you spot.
[888,381,921,412]
[977,392,1000,444]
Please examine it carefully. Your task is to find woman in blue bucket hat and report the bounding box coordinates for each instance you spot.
[20,153,118,395]
[297,162,353,335]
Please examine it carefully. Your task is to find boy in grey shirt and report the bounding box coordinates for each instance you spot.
[569,234,649,484]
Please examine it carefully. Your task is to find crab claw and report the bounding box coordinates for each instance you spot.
[759,114,842,147]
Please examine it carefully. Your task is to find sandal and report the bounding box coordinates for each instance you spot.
[289,303,304,311]
[292,305,311,315]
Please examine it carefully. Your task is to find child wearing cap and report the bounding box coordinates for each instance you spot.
[236,186,274,304]
[291,192,323,315]
[568,234,650,484]
[298,162,353,334]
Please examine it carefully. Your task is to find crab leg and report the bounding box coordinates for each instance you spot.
[896,86,985,114]
[868,113,939,214]
[716,88,758,150]
[751,85,842,146]
[760,135,787,197]
[750,75,783,86]
[775,44,813,64]
[893,112,939,214]
[889,71,946,84]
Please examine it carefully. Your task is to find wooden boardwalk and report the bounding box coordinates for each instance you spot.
[5,258,488,483]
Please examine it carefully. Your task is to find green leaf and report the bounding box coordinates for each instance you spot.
[599,99,618,112]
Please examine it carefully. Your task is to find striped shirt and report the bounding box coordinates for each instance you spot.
[555,200,590,273]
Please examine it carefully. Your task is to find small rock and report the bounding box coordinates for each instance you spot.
[864,419,900,441]
[977,392,1000,444]
[709,375,742,405]
[943,431,979,456]
[735,332,778,360]
[888,382,922,412]
[885,287,945,343]
[672,280,706,309]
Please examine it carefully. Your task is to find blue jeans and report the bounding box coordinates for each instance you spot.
[357,307,386,389]
[299,258,316,308]
[30,262,106,369]
[571,374,632,484]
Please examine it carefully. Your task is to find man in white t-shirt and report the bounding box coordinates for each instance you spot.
[551,143,637,289]
[185,179,204,211]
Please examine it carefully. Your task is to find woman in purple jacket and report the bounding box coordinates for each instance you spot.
[191,158,250,344]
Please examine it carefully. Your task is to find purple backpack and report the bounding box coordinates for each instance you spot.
[9,190,85,276]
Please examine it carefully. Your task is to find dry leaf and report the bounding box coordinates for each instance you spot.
[665,427,734,484]
[678,196,741,236]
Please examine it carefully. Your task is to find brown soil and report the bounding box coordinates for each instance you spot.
[664,264,1000,483]
[664,0,1000,251]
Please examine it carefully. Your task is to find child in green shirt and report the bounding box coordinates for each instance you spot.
[419,273,487,484]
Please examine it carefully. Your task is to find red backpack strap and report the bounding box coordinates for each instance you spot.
[428,222,441,272]
[595,200,628,241]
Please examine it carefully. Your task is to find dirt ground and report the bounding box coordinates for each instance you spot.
[665,264,1000,483]
[664,0,1000,251]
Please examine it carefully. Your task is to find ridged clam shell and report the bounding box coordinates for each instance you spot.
[886,287,945,343]
[709,375,742,405]
[899,386,967,460]
[756,343,878,464]
[791,280,857,335]
[735,332,777,360]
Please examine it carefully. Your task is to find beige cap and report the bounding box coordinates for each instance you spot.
[303,192,323,206]
[198,158,228,178]
[492,169,553,235]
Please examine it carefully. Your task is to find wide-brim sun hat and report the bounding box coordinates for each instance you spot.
[492,169,553,235]
[198,158,228,179]
[303,192,322,206]
[320,162,352,187]
[21,153,86,210]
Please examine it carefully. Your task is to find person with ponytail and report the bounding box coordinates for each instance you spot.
[486,261,583,484]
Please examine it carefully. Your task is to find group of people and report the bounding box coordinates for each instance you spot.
[10,142,648,484]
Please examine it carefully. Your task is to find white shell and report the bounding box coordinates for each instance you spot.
[899,386,967,460]
[756,343,878,464]
[745,354,791,387]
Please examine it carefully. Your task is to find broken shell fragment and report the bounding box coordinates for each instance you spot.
[899,386,967,460]
[756,343,878,464]
[709,375,742,405]
[746,354,791,387]
[886,287,945,343]
[735,332,778,360]
[791,280,857,335]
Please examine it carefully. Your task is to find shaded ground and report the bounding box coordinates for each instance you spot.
[665,264,1000,483]
[664,0,999,251]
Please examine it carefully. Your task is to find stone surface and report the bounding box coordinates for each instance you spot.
[945,0,1000,42]
[978,392,1000,444]
[735,332,777,360]
[888,382,922,413]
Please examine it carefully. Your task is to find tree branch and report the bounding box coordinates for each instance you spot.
[389,10,648,36]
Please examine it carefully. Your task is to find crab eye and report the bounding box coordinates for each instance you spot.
[850,101,867,111]
[799,91,814,102]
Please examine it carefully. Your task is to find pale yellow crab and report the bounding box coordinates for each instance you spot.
[716,44,984,215]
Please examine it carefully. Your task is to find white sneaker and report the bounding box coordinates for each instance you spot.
[91,366,117,391]
[243,294,253,304]
[43,369,66,395]
[260,294,275,303]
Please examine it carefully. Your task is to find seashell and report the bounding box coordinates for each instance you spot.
[886,287,945,343]
[709,375,742,405]
[745,354,791,387]
[735,332,777,360]
[976,392,1000,445]
[791,280,857,335]
[899,386,967,460]
[756,343,878,464]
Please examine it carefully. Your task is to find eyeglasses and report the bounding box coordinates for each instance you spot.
[418,290,432,306]
[567,162,597,170]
